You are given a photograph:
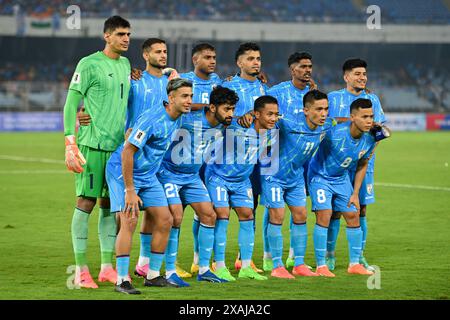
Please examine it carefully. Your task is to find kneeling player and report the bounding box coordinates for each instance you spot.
[106,79,192,294]
[308,98,377,277]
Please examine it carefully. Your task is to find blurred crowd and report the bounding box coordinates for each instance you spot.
[1,0,449,24]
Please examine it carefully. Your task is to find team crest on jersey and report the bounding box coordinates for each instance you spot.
[134,130,146,144]
[71,72,81,84]
[247,188,253,199]
[260,86,265,95]
[367,184,373,195]
[358,150,367,159]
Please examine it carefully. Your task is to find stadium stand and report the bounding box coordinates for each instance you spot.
[1,0,449,23]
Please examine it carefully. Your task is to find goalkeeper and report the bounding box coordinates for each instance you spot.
[63,16,131,289]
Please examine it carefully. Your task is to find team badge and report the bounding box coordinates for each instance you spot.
[367,184,373,195]
[320,132,326,142]
[358,150,367,159]
[247,188,253,199]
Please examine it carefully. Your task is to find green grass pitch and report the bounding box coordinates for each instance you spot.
[0,131,449,300]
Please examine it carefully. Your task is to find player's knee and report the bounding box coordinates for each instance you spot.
[172,214,183,228]
[316,213,330,228]
[76,196,96,212]
[159,213,173,231]
[293,208,307,223]
[360,205,367,217]
[200,210,217,225]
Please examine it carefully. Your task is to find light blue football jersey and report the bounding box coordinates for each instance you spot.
[161,108,224,175]
[108,103,182,184]
[222,75,268,116]
[327,88,385,174]
[267,80,310,116]
[180,71,222,104]
[126,71,169,130]
[308,121,376,183]
[270,113,334,186]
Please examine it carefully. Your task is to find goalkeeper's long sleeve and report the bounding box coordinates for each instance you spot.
[63,89,83,136]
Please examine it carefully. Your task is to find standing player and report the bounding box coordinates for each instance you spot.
[308,98,377,277]
[106,78,193,294]
[178,43,223,275]
[326,58,386,272]
[265,51,315,270]
[205,96,279,282]
[63,16,131,289]
[263,90,332,279]
[155,86,237,285]
[222,42,268,273]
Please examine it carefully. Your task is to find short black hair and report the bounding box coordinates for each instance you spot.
[167,78,192,94]
[192,43,215,57]
[142,38,166,51]
[350,98,372,113]
[209,86,239,107]
[254,95,278,112]
[235,42,261,62]
[288,52,312,67]
[342,58,367,74]
[303,90,328,109]
[103,16,130,33]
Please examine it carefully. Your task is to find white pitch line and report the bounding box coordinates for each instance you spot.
[0,170,68,174]
[0,155,64,165]
[375,182,450,192]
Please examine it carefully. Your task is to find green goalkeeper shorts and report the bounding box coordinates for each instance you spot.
[75,145,113,198]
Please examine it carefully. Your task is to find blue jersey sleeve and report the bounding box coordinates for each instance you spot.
[369,94,386,124]
[328,92,347,119]
[128,111,153,149]
[126,81,141,130]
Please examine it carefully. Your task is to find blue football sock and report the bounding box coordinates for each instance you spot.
[213,219,229,263]
[346,226,363,265]
[192,215,200,255]
[267,222,283,268]
[164,227,179,272]
[116,255,130,280]
[291,222,307,266]
[198,224,215,268]
[327,218,340,255]
[360,216,368,253]
[289,215,294,255]
[149,251,164,273]
[139,232,152,259]
[239,219,255,261]
[262,207,270,254]
[313,224,328,267]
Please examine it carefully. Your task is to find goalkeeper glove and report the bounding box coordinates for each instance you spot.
[65,135,86,173]
[370,123,391,141]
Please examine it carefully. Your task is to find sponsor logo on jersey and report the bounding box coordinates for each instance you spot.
[260,86,265,95]
[320,132,326,142]
[358,150,367,159]
[367,184,373,195]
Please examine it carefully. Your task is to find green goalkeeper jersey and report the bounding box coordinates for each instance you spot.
[69,51,131,151]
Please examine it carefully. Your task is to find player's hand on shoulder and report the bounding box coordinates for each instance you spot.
[257,71,269,84]
[162,67,180,80]
[308,78,318,90]
[238,112,254,128]
[131,68,143,81]
[77,106,91,126]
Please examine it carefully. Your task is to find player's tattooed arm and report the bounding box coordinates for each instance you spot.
[349,158,369,210]
[121,142,143,218]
